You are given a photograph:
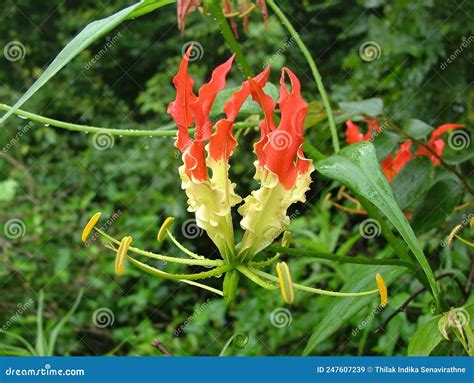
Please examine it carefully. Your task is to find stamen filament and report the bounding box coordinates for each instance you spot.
[249,253,281,268]
[128,257,231,281]
[454,235,474,247]
[165,230,205,260]
[179,279,223,296]
[94,228,221,267]
[252,269,378,297]
[236,265,279,290]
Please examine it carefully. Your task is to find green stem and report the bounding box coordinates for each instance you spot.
[207,0,253,77]
[128,256,230,280]
[267,244,411,268]
[236,265,278,289]
[95,228,222,267]
[253,269,379,297]
[266,0,340,153]
[0,104,258,137]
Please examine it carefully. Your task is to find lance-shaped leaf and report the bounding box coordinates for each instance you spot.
[0,0,175,124]
[315,141,441,309]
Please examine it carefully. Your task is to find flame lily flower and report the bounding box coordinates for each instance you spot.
[345,121,464,182]
[345,119,382,144]
[380,141,413,182]
[82,54,387,307]
[237,68,314,261]
[416,123,464,165]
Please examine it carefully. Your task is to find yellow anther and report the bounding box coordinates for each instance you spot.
[470,217,473,228]
[447,224,462,245]
[376,273,388,308]
[81,212,101,243]
[115,236,133,276]
[276,262,295,304]
[157,217,175,241]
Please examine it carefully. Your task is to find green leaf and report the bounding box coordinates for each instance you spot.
[0,179,18,202]
[407,315,443,356]
[0,345,32,356]
[373,131,400,161]
[302,265,405,355]
[403,119,433,139]
[0,0,175,124]
[412,179,462,235]
[2,331,36,355]
[35,290,46,356]
[315,142,441,309]
[337,98,384,120]
[391,157,434,209]
[47,288,84,356]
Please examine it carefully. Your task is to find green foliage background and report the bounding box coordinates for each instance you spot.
[0,0,472,356]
